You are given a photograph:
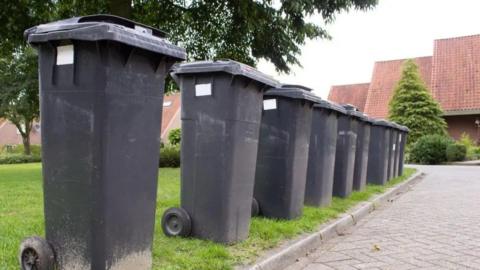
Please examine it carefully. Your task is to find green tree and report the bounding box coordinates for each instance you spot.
[388,59,447,146]
[0,47,40,155]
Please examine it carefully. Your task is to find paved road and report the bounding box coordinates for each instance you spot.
[286,165,480,270]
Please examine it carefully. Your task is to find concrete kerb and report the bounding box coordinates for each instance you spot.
[240,170,425,270]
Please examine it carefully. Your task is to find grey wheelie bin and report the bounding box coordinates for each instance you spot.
[343,105,371,192]
[398,125,410,176]
[332,105,359,198]
[387,122,399,180]
[22,15,186,270]
[254,85,321,219]
[304,101,346,207]
[163,60,279,244]
[366,119,391,185]
[392,123,402,178]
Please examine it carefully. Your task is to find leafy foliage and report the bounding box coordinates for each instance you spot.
[457,132,479,160]
[159,145,180,167]
[168,128,181,145]
[409,135,452,165]
[0,153,41,164]
[0,47,40,154]
[0,0,377,73]
[446,143,467,162]
[388,60,447,146]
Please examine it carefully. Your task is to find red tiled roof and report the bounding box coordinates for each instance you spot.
[363,56,433,118]
[161,92,181,138]
[328,83,370,111]
[431,34,480,112]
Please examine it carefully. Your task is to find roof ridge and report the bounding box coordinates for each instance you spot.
[434,33,480,42]
[330,82,370,87]
[374,55,432,64]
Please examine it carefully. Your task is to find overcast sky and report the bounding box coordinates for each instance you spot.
[257,0,480,98]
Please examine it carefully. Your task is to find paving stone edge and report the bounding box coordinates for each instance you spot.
[240,170,426,270]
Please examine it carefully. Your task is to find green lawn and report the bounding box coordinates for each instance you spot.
[0,163,415,270]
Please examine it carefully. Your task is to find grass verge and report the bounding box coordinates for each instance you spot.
[0,164,416,270]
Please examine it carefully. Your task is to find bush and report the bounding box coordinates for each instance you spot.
[472,147,480,160]
[409,135,452,164]
[457,133,478,160]
[159,145,180,167]
[1,144,41,156]
[168,128,181,145]
[0,153,42,164]
[446,143,467,162]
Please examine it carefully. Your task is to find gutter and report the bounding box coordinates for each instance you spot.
[443,109,480,116]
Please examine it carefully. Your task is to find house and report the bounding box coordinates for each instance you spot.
[160,92,181,143]
[328,83,370,112]
[328,34,480,143]
[0,92,182,147]
[0,119,41,146]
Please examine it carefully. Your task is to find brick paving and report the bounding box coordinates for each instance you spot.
[286,165,480,270]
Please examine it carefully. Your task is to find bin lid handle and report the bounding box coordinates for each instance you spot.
[25,14,168,40]
[79,14,167,38]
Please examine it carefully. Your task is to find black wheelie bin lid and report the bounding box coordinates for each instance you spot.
[391,122,404,131]
[314,100,347,115]
[372,119,393,128]
[24,14,186,60]
[359,115,376,125]
[171,60,279,88]
[264,84,322,104]
[398,125,410,133]
[342,104,369,122]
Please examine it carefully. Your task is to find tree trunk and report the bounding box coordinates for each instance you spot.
[22,135,31,156]
[108,0,132,19]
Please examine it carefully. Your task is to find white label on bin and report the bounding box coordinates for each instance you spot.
[263,99,277,110]
[399,135,402,143]
[393,144,396,151]
[56,45,74,65]
[195,83,212,96]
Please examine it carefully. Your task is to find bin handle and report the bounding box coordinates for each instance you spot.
[78,14,167,38]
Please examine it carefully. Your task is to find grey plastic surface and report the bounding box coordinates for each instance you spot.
[172,61,275,243]
[254,86,316,219]
[171,60,279,88]
[305,104,339,207]
[387,124,399,180]
[314,100,347,115]
[398,128,408,176]
[391,123,401,177]
[264,87,322,104]
[372,119,391,127]
[352,119,371,191]
[25,14,186,60]
[333,113,358,198]
[30,16,182,269]
[342,107,370,192]
[367,121,391,185]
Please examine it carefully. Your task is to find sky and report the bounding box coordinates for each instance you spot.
[257,0,480,98]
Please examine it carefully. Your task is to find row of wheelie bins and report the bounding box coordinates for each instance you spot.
[20,15,409,270]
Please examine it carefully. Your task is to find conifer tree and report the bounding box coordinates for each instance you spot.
[389,59,447,145]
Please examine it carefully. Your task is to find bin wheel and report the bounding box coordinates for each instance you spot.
[162,207,192,237]
[19,236,55,270]
[251,198,260,217]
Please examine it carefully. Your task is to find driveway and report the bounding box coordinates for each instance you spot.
[286,165,480,270]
